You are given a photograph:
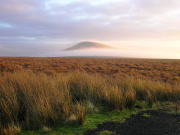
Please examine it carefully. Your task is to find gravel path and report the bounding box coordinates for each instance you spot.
[84,110,180,135]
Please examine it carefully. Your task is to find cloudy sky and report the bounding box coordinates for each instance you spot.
[0,0,180,58]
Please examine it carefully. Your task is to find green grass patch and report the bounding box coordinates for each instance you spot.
[21,107,138,135]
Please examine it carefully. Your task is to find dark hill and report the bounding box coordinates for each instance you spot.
[64,41,115,51]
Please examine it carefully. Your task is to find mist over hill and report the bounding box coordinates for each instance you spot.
[64,41,115,51]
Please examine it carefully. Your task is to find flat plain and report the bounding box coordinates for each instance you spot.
[0,57,180,82]
[0,57,180,135]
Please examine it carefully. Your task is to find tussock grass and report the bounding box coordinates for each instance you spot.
[41,126,51,133]
[0,70,179,132]
[76,102,86,125]
[0,71,73,130]
[1,124,21,135]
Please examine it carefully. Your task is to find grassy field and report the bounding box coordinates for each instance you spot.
[0,57,180,135]
[0,57,180,82]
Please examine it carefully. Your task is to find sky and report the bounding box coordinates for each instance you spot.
[0,0,180,58]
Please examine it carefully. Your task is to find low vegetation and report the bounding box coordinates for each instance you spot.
[0,57,180,83]
[0,57,180,134]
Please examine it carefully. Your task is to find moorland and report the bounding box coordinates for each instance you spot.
[0,57,180,135]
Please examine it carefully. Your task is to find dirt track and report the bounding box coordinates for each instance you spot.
[84,110,180,135]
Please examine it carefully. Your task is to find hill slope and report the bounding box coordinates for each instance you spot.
[64,41,115,50]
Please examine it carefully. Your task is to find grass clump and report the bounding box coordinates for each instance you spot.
[67,114,77,122]
[76,102,86,125]
[41,126,52,134]
[2,124,21,135]
[86,101,95,113]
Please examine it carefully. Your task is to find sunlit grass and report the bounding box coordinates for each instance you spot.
[0,57,180,134]
[0,70,180,133]
[0,57,180,83]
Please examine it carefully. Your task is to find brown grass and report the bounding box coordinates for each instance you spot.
[0,57,180,83]
[1,124,21,135]
[76,102,86,125]
[0,57,180,131]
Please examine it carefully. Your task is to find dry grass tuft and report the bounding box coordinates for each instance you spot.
[76,102,86,125]
[41,126,52,133]
[2,124,21,135]
[67,114,77,122]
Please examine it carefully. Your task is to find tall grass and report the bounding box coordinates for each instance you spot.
[0,71,73,130]
[0,70,179,132]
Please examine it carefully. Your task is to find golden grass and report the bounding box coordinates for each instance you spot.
[0,57,180,131]
[0,57,180,83]
[0,70,179,131]
[1,124,21,135]
[76,102,86,125]
[0,71,73,130]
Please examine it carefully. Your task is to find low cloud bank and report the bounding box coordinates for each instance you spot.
[42,49,180,59]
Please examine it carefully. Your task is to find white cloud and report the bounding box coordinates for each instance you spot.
[42,49,180,59]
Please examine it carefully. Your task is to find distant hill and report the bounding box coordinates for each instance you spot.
[64,41,115,51]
